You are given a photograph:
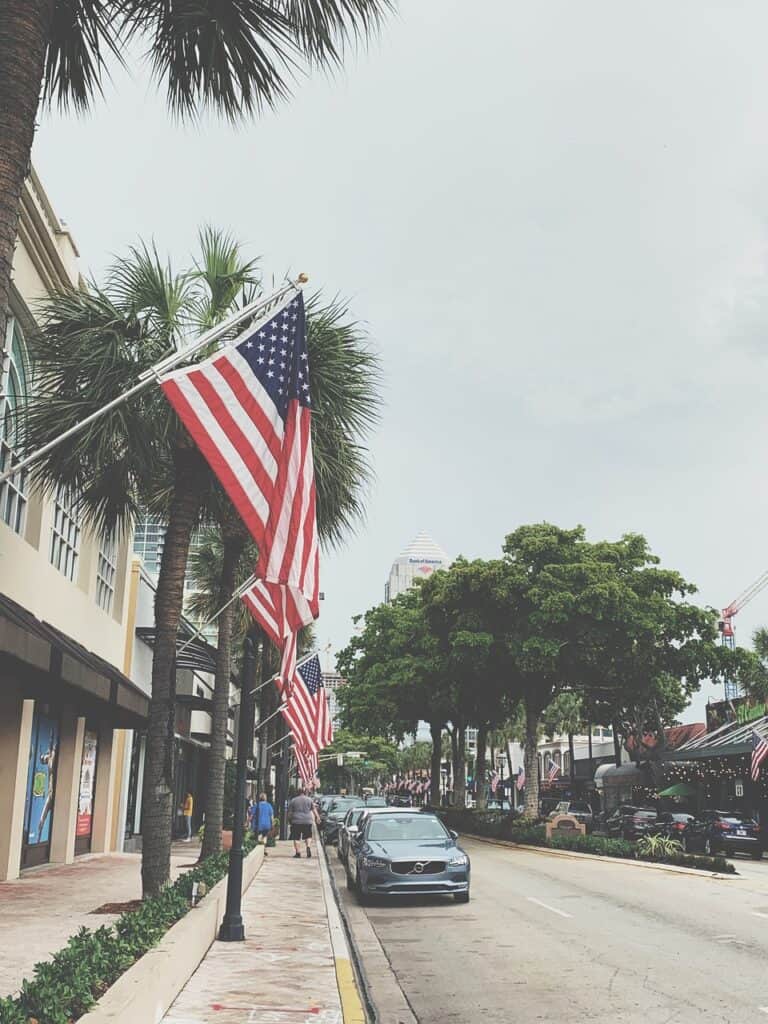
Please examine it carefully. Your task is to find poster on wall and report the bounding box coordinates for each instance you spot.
[26,712,59,846]
[76,730,98,837]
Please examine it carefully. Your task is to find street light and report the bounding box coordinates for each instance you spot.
[218,634,257,942]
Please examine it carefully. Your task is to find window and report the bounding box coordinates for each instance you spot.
[50,484,81,581]
[96,531,118,612]
[0,319,29,534]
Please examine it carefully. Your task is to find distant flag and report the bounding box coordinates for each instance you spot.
[516,765,526,791]
[751,729,768,781]
[547,758,561,782]
[160,291,319,693]
[490,770,500,794]
[279,654,332,754]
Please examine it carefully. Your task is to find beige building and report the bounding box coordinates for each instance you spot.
[0,170,148,880]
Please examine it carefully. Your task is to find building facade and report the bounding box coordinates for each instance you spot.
[0,170,148,880]
[385,532,450,603]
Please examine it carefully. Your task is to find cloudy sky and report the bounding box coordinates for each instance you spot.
[33,1,768,721]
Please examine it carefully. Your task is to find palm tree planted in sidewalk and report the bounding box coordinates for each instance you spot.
[188,295,381,859]
[0,0,392,346]
[23,229,259,896]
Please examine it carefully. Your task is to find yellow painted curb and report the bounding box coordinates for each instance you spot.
[335,956,366,1024]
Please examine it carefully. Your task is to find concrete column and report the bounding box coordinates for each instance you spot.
[49,712,86,865]
[0,694,34,881]
[90,727,116,853]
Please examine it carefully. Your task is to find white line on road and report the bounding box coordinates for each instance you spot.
[757,1006,768,1014]
[752,912,768,920]
[526,896,573,919]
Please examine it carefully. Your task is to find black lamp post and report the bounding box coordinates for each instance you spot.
[219,634,258,942]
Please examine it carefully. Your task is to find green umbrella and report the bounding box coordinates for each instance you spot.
[658,782,697,798]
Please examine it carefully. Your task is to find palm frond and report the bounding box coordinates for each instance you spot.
[43,0,124,110]
[281,0,393,64]
[106,242,194,347]
[191,227,261,330]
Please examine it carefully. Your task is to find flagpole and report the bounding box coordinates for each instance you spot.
[0,277,305,488]
[175,574,258,658]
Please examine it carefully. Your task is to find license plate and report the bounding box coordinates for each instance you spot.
[736,829,746,836]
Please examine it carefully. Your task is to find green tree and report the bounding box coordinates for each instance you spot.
[318,728,398,792]
[338,587,453,806]
[0,1,392,346]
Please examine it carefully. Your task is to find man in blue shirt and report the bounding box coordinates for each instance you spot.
[249,792,274,854]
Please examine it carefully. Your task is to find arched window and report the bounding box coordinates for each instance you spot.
[553,750,562,768]
[0,319,29,533]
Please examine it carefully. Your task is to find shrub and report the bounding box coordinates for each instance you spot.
[0,835,259,1024]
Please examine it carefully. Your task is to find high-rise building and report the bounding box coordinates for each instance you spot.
[322,671,345,730]
[385,532,450,604]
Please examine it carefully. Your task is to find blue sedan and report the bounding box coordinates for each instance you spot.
[346,810,470,903]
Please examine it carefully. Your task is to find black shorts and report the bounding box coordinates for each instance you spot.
[290,823,312,840]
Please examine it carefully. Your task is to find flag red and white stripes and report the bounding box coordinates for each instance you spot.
[160,291,319,691]
[294,744,319,787]
[751,729,768,781]
[277,654,331,755]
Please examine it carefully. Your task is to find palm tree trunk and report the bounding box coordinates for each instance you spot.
[141,445,205,898]
[0,3,53,341]
[475,724,488,810]
[200,525,246,860]
[429,720,442,807]
[523,702,540,818]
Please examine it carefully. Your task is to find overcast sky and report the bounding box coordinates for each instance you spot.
[32,1,768,722]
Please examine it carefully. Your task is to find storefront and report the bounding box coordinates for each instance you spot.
[21,705,60,869]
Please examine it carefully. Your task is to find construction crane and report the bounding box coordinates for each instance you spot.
[719,569,768,699]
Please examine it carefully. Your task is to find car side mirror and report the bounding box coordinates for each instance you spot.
[450,829,458,840]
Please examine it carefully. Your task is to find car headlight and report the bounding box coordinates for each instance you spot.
[361,856,389,869]
[448,853,468,866]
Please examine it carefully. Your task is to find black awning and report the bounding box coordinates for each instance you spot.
[136,626,219,674]
[0,591,149,725]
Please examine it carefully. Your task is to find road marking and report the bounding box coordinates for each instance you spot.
[757,1007,768,1014]
[752,911,768,919]
[526,896,573,919]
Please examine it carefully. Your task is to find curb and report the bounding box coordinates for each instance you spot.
[317,837,368,1024]
[461,833,737,879]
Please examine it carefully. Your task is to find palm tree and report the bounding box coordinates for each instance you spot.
[188,292,380,859]
[22,228,259,895]
[0,0,392,345]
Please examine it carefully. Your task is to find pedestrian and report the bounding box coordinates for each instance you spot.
[181,791,194,841]
[287,786,319,859]
[250,792,275,855]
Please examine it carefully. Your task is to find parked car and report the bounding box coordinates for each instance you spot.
[605,805,658,840]
[364,796,388,807]
[547,801,594,832]
[346,809,470,903]
[686,810,763,859]
[322,796,366,845]
[647,812,696,846]
[337,806,369,864]
[315,795,339,824]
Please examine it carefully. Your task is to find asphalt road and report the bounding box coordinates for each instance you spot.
[331,836,768,1024]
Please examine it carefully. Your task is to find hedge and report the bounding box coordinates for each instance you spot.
[437,809,736,875]
[0,834,257,1024]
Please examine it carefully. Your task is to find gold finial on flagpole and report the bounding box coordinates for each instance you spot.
[297,272,309,284]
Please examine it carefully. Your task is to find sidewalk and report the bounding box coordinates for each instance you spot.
[0,840,199,999]
[163,840,348,1024]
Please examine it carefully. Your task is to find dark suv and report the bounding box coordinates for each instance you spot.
[687,810,763,859]
[605,805,657,840]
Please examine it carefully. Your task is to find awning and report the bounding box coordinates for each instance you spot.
[0,591,149,726]
[136,625,219,675]
[658,782,697,798]
[594,763,645,788]
[664,715,768,761]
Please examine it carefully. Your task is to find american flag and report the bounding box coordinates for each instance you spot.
[160,291,318,691]
[279,654,332,754]
[489,770,500,794]
[547,758,560,782]
[294,743,319,786]
[516,765,526,791]
[752,729,768,781]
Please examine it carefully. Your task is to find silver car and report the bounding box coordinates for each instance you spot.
[347,810,470,904]
[337,806,368,864]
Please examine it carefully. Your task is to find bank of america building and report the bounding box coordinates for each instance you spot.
[384,532,450,604]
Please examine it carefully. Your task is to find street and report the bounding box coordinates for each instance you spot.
[331,837,768,1024]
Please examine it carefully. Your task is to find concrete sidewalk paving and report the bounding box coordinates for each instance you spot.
[0,840,198,999]
[163,840,358,1024]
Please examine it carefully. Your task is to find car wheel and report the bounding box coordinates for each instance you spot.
[454,890,470,904]
[752,850,763,860]
[356,875,370,905]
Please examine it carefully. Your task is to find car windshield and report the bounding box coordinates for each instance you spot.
[634,811,656,819]
[365,797,387,807]
[330,798,364,814]
[720,814,754,824]
[367,815,449,841]
[570,803,591,813]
